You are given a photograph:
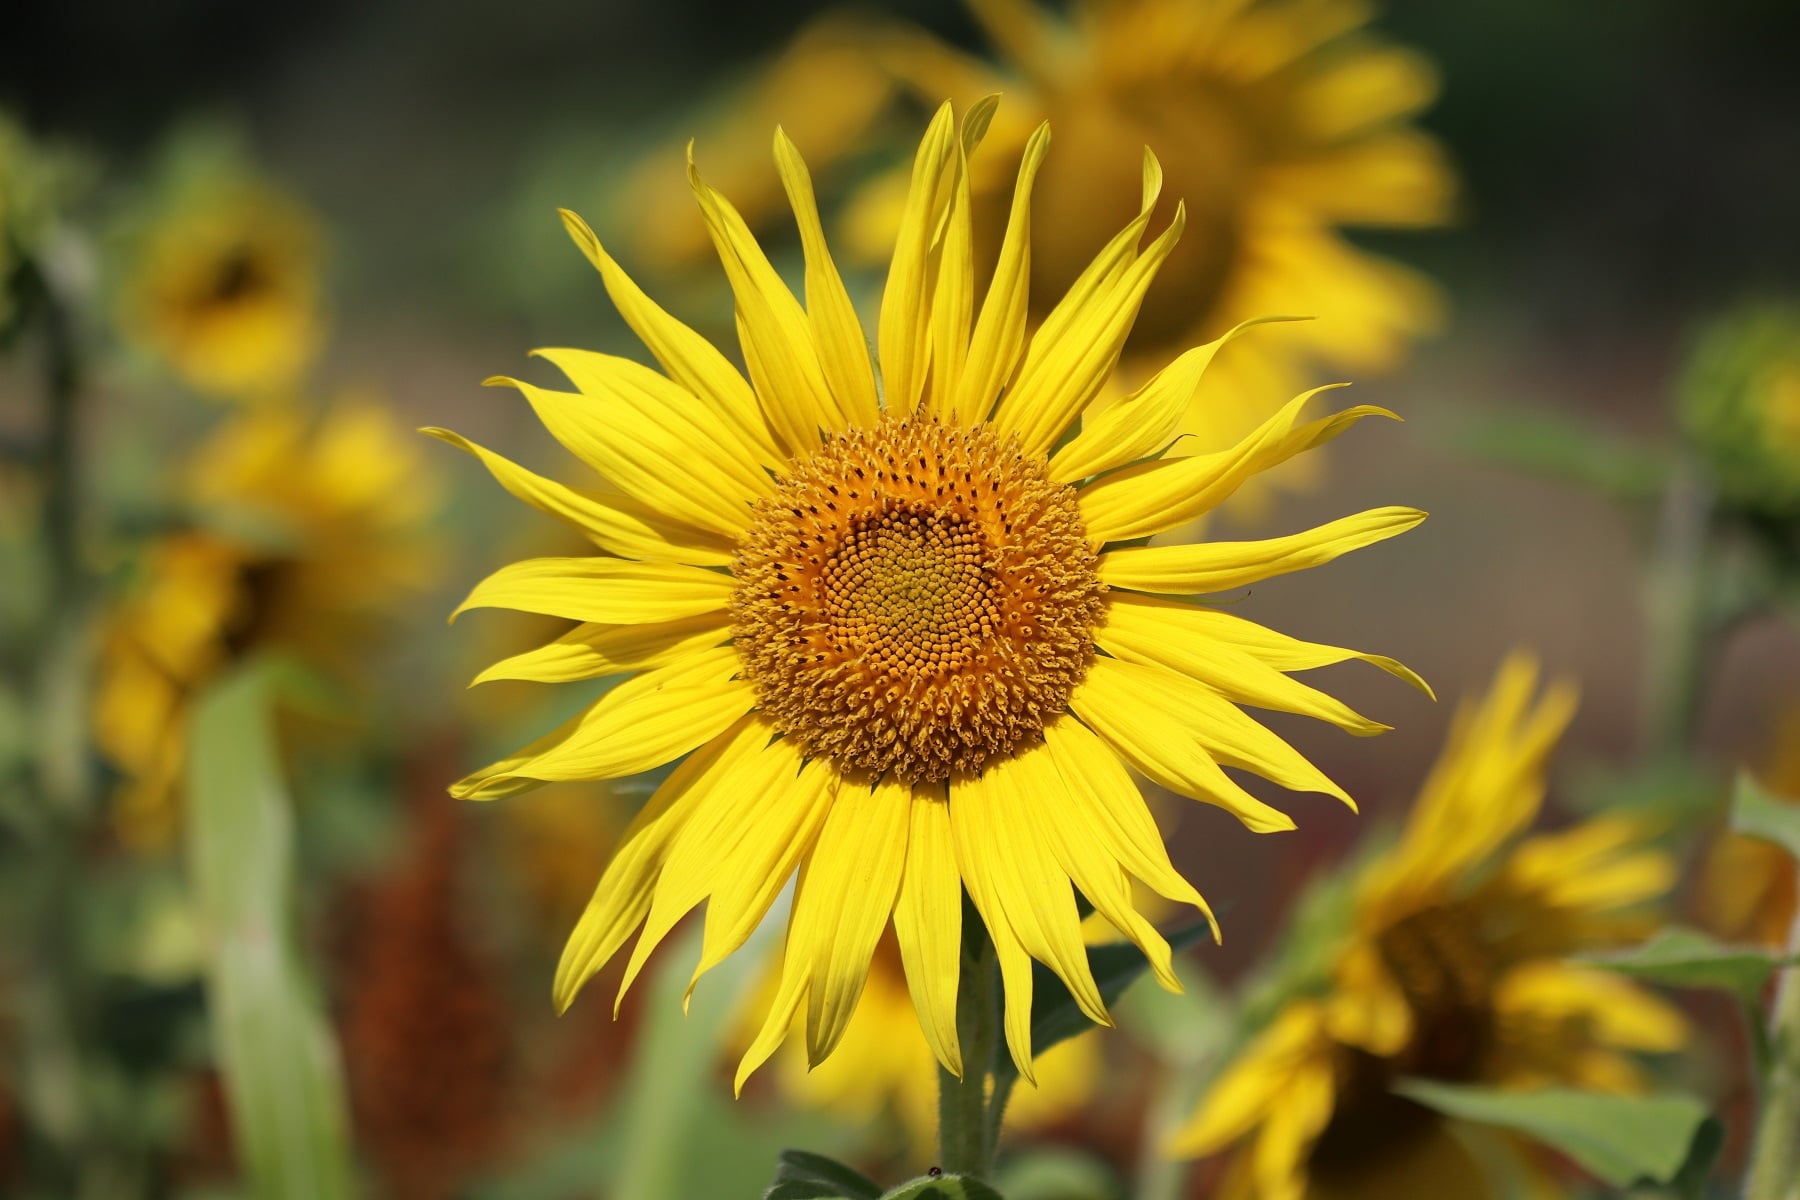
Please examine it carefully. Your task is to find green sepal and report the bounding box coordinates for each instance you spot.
[1393,1079,1711,1188]
[764,1149,882,1200]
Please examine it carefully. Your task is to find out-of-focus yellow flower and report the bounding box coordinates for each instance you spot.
[440,99,1425,1089]
[614,13,901,271]
[95,402,439,848]
[762,932,1099,1149]
[1701,708,1800,948]
[118,173,324,400]
[1678,301,1800,517]
[500,786,623,928]
[1169,655,1684,1199]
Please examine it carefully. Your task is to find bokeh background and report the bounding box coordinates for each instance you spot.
[3,1,1800,1197]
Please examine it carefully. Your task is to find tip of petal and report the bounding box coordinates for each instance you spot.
[481,375,518,389]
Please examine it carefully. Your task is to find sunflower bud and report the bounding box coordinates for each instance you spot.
[1677,301,1800,516]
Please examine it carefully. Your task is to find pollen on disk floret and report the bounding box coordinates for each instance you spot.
[732,415,1106,783]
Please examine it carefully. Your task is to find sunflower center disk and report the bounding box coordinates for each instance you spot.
[733,417,1107,783]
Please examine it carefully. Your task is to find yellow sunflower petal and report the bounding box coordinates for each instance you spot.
[1014,743,1181,991]
[950,769,1043,1084]
[615,732,805,1001]
[1070,658,1298,833]
[893,781,963,1077]
[1077,387,1397,544]
[1099,507,1426,596]
[1494,961,1687,1055]
[687,146,840,445]
[687,754,839,1007]
[1040,716,1217,935]
[551,716,765,1011]
[488,376,755,537]
[920,114,977,420]
[952,120,1051,426]
[879,101,959,418]
[1099,598,1390,736]
[423,427,734,566]
[557,209,778,460]
[995,158,1185,457]
[471,613,732,686]
[798,774,911,1065]
[450,556,734,625]
[1047,317,1306,485]
[1253,1058,1336,1200]
[530,348,778,502]
[773,129,880,428]
[453,648,752,798]
[1149,601,1433,699]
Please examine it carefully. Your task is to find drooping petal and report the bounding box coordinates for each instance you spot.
[798,774,912,1064]
[1099,598,1389,736]
[423,427,736,566]
[1040,716,1218,933]
[1115,598,1433,699]
[551,715,767,1011]
[451,556,735,625]
[949,769,1042,1083]
[1070,658,1299,833]
[892,780,963,1076]
[1099,507,1425,596]
[471,613,733,685]
[773,129,880,428]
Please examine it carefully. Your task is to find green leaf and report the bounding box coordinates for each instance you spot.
[764,1184,853,1200]
[1392,1080,1711,1187]
[766,1149,882,1200]
[991,1147,1120,1200]
[1669,1116,1725,1200]
[1731,770,1800,861]
[1577,925,1795,1000]
[185,663,354,1200]
[1005,922,1214,1081]
[879,1174,1006,1200]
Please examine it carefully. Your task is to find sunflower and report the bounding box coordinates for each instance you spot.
[1168,655,1685,1200]
[117,173,324,400]
[757,931,1099,1148]
[437,99,1425,1089]
[95,402,439,848]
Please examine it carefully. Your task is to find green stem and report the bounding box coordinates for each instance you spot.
[1746,903,1800,1200]
[938,934,1002,1178]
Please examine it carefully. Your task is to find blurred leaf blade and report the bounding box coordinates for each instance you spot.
[1576,925,1795,1001]
[1730,770,1800,861]
[186,663,354,1200]
[1393,1080,1710,1187]
[1452,408,1670,501]
[879,1174,1005,1199]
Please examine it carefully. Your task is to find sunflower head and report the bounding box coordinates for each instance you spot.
[118,172,324,400]
[96,402,440,847]
[440,97,1425,1091]
[1169,655,1684,1197]
[1678,300,1800,517]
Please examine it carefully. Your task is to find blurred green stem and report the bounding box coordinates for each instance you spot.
[939,935,1003,1178]
[1746,904,1800,1200]
[1134,1061,1206,1200]
[1641,464,1714,756]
